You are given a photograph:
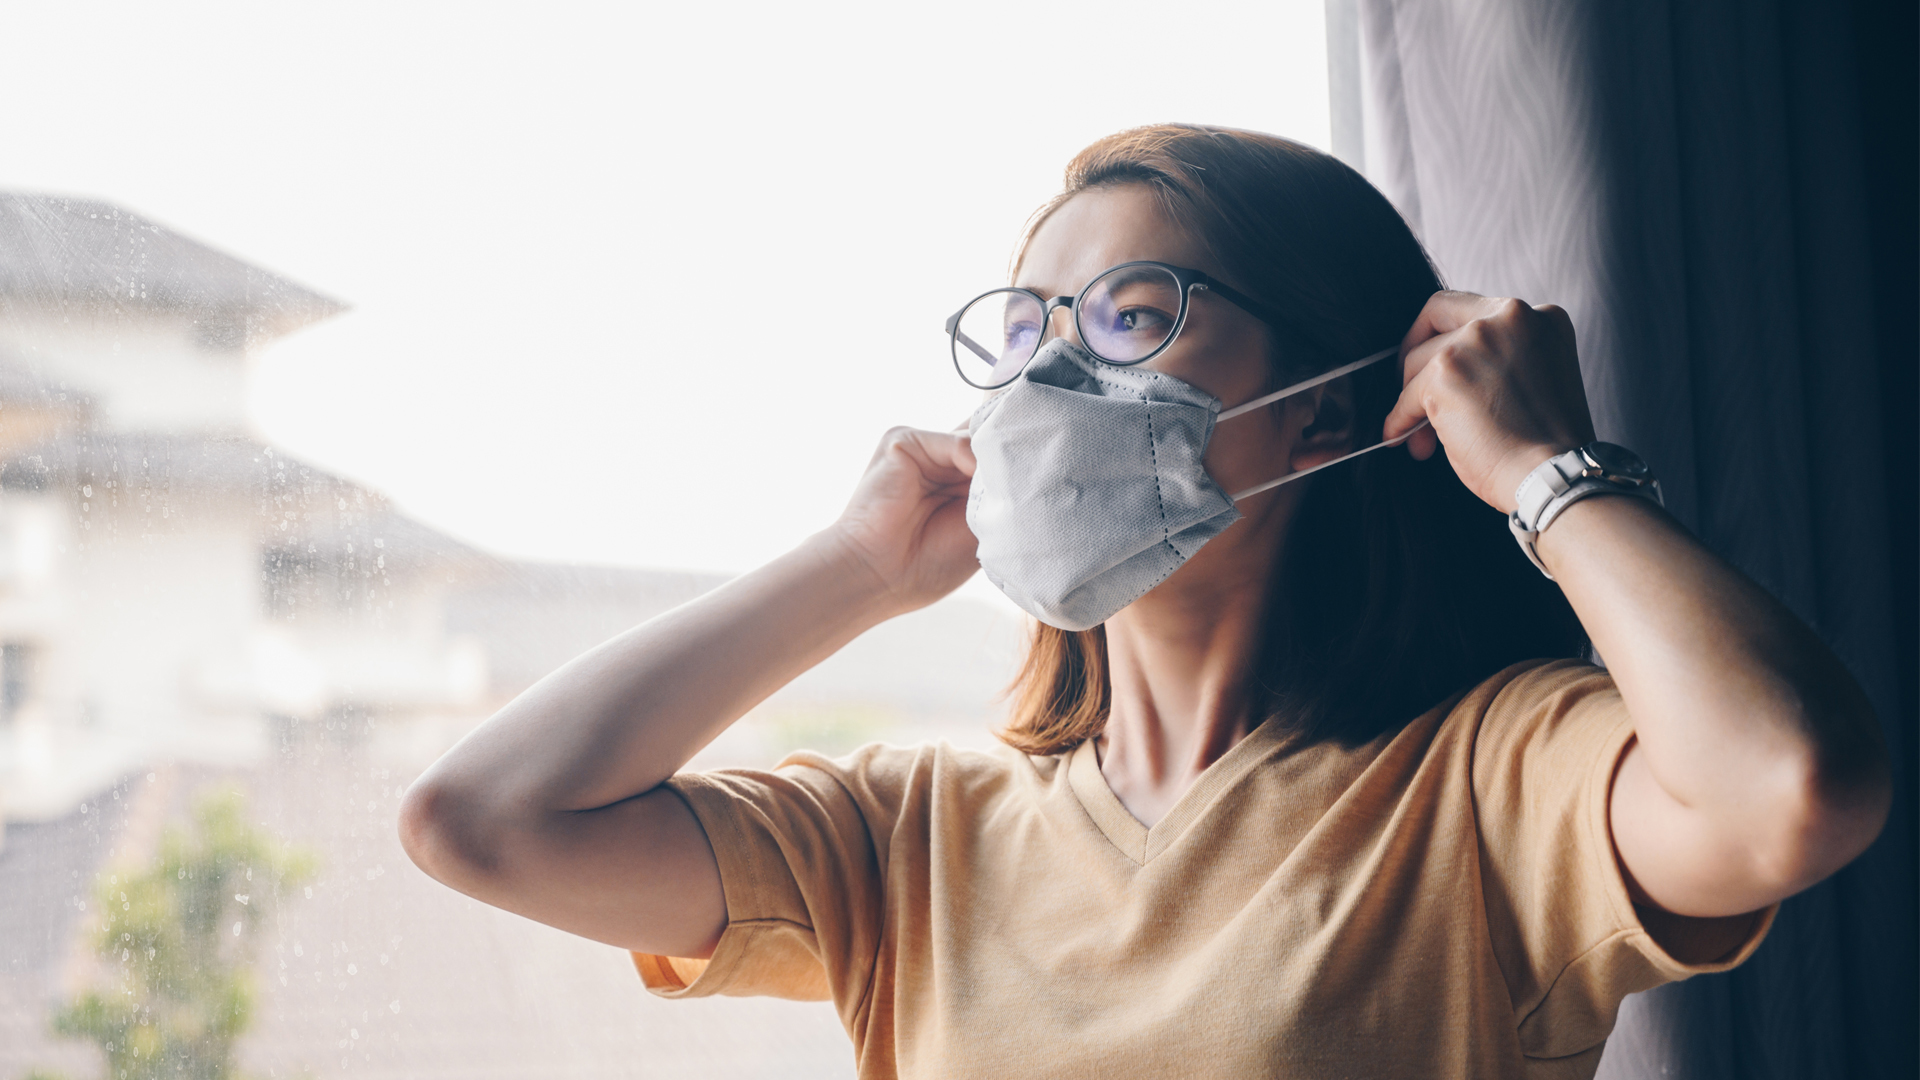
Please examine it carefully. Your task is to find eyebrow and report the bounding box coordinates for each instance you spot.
[1091,265,1168,291]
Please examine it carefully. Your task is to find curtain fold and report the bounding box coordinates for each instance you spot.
[1337,2,1916,1076]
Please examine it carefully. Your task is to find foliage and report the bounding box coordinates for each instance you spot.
[50,788,317,1080]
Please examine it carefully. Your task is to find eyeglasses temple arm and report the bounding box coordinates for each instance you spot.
[953,327,1002,367]
[1192,276,1290,329]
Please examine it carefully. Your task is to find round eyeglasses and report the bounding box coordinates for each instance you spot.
[944,260,1289,390]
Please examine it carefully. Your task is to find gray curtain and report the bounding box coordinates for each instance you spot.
[1329,1,1916,1076]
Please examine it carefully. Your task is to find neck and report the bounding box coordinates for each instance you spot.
[1096,533,1278,827]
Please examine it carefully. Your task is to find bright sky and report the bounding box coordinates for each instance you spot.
[2,0,1329,577]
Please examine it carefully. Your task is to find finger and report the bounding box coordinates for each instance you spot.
[869,426,969,474]
[1397,290,1504,367]
[1382,356,1437,443]
[1382,360,1446,462]
[1407,424,1439,461]
[890,428,976,485]
[1532,303,1578,350]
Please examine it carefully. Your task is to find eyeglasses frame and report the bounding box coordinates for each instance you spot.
[944,260,1291,390]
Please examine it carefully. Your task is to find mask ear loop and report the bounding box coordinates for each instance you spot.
[1228,419,1430,502]
[1215,346,1399,422]
[1215,346,1429,502]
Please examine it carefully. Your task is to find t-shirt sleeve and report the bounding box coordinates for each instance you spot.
[1468,660,1777,1061]
[630,743,917,1013]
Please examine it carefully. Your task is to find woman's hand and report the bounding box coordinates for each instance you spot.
[1383,292,1889,923]
[399,424,982,960]
[827,426,980,613]
[1383,291,1597,512]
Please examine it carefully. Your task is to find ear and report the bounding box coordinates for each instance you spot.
[1289,377,1358,473]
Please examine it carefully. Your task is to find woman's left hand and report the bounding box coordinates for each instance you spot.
[1383,291,1597,513]
[1387,291,1890,923]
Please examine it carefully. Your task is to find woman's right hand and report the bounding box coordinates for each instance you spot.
[400,423,981,961]
[826,426,980,614]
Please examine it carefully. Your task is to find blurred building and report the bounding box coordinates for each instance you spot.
[0,194,1019,829]
[0,194,508,823]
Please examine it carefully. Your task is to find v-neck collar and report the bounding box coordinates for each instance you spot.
[1066,716,1300,865]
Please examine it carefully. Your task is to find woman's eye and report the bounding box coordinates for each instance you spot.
[1004,321,1041,353]
[1116,307,1174,335]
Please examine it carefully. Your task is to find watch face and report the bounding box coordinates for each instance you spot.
[1584,441,1651,479]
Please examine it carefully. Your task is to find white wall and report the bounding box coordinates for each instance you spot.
[0,307,251,435]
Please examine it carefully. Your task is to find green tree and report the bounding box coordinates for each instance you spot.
[51,788,316,1080]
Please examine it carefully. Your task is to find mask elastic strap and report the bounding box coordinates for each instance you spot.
[1214,346,1421,503]
[1228,419,1429,502]
[1214,346,1400,423]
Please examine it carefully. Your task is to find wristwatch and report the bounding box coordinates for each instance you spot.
[1508,441,1663,579]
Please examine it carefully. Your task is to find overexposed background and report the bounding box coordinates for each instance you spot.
[0,5,1334,1077]
[0,0,1330,579]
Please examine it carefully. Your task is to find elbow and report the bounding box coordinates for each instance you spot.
[399,775,507,889]
[1749,728,1892,897]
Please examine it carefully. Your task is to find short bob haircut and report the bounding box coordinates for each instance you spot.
[998,124,1585,756]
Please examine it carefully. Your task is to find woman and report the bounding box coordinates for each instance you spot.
[399,126,1890,1078]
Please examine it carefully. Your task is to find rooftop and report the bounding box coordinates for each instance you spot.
[0,193,346,345]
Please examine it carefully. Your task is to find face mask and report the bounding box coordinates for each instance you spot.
[965,339,1421,631]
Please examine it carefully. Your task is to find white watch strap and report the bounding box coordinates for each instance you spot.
[1512,449,1589,532]
[1508,448,1664,579]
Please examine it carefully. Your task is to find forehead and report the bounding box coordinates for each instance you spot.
[1016,185,1214,296]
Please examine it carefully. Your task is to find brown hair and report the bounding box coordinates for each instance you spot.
[997,124,1584,756]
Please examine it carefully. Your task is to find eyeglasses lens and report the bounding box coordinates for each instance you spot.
[1079,265,1182,364]
[953,290,1045,388]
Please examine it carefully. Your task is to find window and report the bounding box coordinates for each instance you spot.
[0,642,35,725]
[0,3,1330,1076]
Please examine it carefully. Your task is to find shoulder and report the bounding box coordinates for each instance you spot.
[1438,658,1633,817]
[1403,658,1628,801]
[739,738,1038,823]
[1442,658,1621,741]
[1452,657,1616,717]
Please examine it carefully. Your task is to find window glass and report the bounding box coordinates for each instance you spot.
[0,2,1329,1075]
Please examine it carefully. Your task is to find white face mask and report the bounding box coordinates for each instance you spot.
[965,339,1423,631]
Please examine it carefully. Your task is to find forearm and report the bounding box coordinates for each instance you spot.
[1388,292,1887,908]
[415,528,898,817]
[1538,495,1888,864]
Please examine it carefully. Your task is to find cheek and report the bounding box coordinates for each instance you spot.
[1202,409,1296,493]
[1148,321,1274,407]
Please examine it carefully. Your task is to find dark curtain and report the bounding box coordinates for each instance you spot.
[1328,1,1917,1076]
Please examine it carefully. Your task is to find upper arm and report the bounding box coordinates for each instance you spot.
[1609,728,1886,923]
[1608,741,1783,954]
[400,779,726,959]
[1469,660,1773,1056]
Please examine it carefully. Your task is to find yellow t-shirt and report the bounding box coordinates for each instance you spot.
[635,660,1774,1078]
